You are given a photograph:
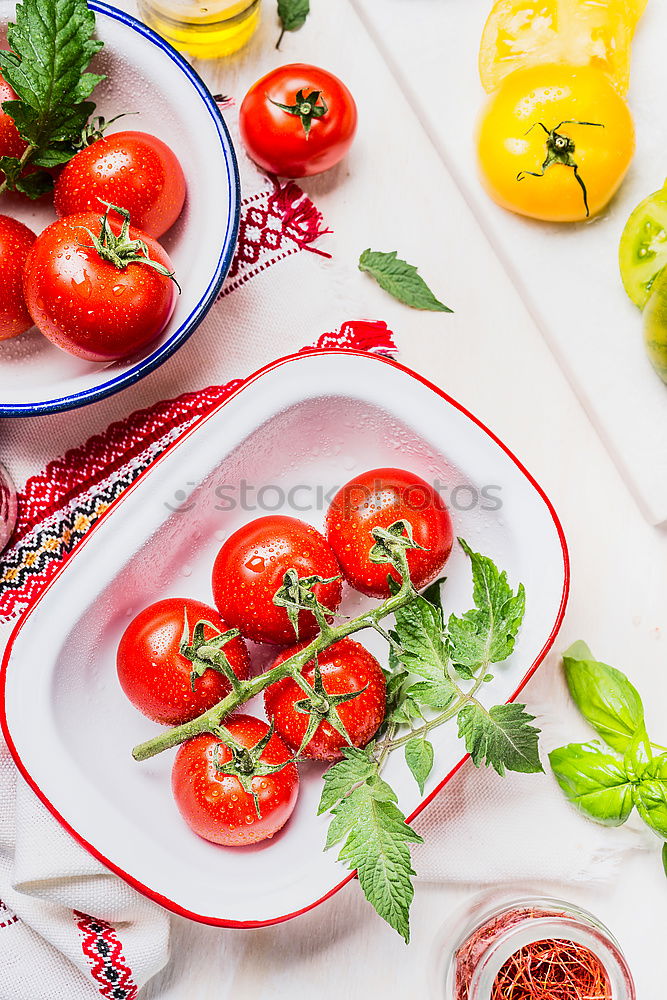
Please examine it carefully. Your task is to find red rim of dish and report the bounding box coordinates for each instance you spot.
[0,349,571,928]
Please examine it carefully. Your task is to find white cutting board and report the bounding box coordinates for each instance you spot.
[353,0,667,525]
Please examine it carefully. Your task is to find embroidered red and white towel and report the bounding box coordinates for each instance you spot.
[0,99,395,1000]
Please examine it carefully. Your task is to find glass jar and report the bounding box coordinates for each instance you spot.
[138,0,261,59]
[432,893,636,1000]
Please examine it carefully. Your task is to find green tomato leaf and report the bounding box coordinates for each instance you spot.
[326,778,423,942]
[421,576,446,617]
[549,742,634,826]
[562,643,645,753]
[662,842,667,877]
[359,249,453,312]
[448,539,526,675]
[394,593,454,687]
[276,0,310,46]
[406,680,456,710]
[14,169,54,199]
[405,737,434,795]
[317,746,377,815]
[0,0,103,152]
[634,754,667,839]
[457,702,542,776]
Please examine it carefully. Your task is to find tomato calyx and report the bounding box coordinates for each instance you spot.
[75,112,136,150]
[516,120,604,218]
[273,568,342,638]
[212,721,292,816]
[292,654,367,755]
[179,613,243,694]
[79,201,181,289]
[269,88,329,138]
[369,519,425,569]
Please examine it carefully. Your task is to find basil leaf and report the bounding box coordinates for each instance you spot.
[359,249,452,312]
[563,642,644,753]
[276,0,309,47]
[549,742,634,826]
[634,754,667,839]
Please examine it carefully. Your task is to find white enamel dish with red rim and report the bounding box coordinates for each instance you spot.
[0,0,239,416]
[1,350,569,927]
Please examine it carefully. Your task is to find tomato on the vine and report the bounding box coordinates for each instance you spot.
[54,131,186,239]
[239,63,357,178]
[477,64,635,222]
[23,207,177,361]
[212,515,343,645]
[0,215,36,340]
[326,468,453,598]
[172,715,299,846]
[117,597,250,726]
[265,637,386,761]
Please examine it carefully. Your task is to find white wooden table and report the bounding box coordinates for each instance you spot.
[124,0,667,994]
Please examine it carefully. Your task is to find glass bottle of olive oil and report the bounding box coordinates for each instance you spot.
[138,0,261,58]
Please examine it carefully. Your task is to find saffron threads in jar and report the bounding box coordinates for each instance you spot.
[454,908,615,1000]
[490,938,611,999]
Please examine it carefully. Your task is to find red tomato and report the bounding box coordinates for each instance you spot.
[326,468,454,597]
[265,637,386,761]
[23,210,177,361]
[54,132,186,238]
[211,515,342,645]
[116,597,250,726]
[172,715,299,846]
[0,215,36,340]
[0,71,28,162]
[239,63,357,178]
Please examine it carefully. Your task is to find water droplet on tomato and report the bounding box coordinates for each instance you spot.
[112,284,125,296]
[245,555,265,573]
[71,272,92,298]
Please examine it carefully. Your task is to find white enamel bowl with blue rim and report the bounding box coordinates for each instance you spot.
[1,351,569,927]
[0,0,240,416]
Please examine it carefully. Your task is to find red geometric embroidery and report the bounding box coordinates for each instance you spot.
[74,910,138,1000]
[0,899,19,929]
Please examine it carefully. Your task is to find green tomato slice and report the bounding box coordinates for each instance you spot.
[619,188,667,309]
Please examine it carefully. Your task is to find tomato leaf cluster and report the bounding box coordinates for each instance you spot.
[550,642,667,871]
[318,542,536,940]
[0,0,104,196]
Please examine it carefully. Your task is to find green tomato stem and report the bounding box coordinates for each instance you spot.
[132,558,416,762]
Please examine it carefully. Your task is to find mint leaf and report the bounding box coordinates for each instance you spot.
[448,539,525,675]
[318,746,376,815]
[0,0,103,158]
[405,737,434,795]
[457,702,542,776]
[327,778,423,942]
[562,643,645,753]
[359,249,452,312]
[276,0,310,47]
[549,742,634,826]
[634,754,667,839]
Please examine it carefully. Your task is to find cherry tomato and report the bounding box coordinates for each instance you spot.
[477,64,635,222]
[23,209,177,362]
[116,597,250,726]
[326,468,453,598]
[0,71,27,162]
[54,131,186,238]
[0,215,36,340]
[239,63,357,178]
[265,637,386,761]
[172,715,299,846]
[212,515,343,645]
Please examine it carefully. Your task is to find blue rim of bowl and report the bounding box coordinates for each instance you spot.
[0,0,241,418]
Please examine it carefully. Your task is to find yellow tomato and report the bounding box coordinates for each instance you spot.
[479,0,635,95]
[477,64,635,222]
